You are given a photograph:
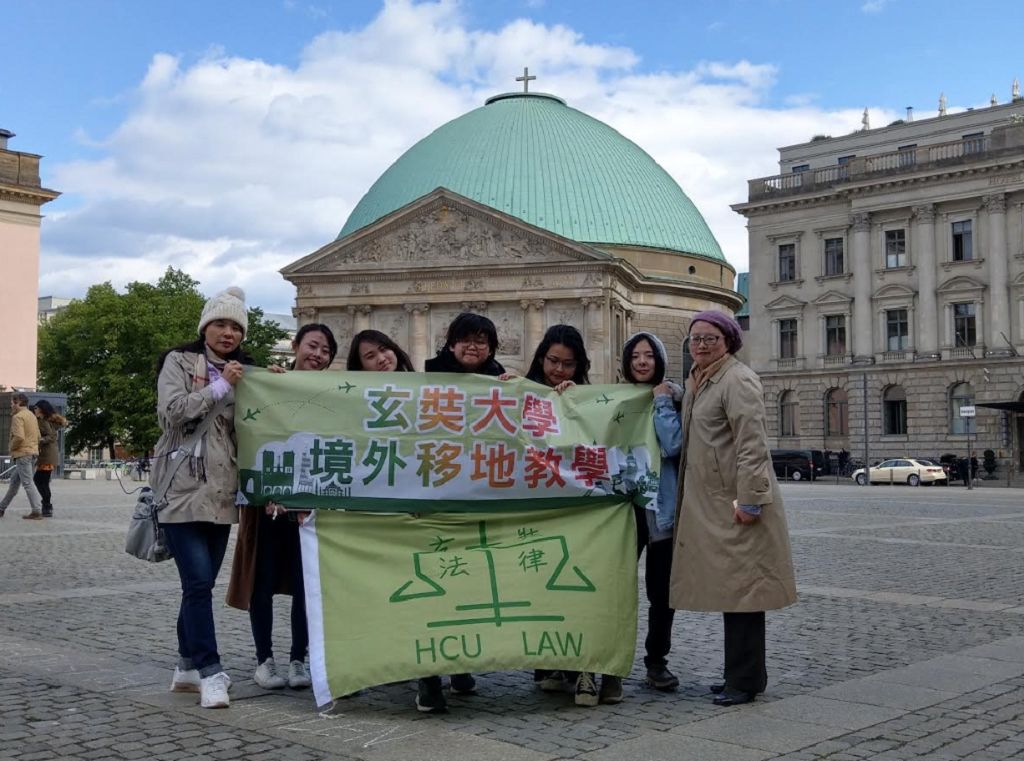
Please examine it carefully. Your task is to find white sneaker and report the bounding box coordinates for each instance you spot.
[200,671,231,708]
[254,657,287,689]
[288,659,312,689]
[169,666,201,693]
[574,671,599,707]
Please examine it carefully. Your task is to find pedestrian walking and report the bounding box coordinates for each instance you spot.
[0,393,44,519]
[154,286,253,709]
[31,400,66,518]
[670,311,797,706]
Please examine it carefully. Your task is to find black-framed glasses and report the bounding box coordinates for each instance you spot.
[544,356,578,370]
[689,335,721,346]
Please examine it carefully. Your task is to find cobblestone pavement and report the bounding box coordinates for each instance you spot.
[1,479,1023,760]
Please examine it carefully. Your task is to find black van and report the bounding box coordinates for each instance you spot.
[771,449,827,481]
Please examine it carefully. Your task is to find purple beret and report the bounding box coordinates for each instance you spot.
[690,310,744,354]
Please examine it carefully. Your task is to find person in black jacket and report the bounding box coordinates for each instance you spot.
[417,312,503,713]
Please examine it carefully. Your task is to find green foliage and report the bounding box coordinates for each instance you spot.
[38,269,287,456]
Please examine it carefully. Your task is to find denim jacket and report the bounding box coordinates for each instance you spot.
[649,393,683,541]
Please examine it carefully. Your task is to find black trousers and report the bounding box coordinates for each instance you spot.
[250,512,308,664]
[33,469,53,510]
[723,611,767,694]
[633,506,675,669]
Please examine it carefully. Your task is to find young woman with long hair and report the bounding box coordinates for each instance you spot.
[31,400,66,518]
[226,323,339,692]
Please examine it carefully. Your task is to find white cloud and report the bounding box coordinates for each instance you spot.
[41,0,882,313]
[861,0,890,13]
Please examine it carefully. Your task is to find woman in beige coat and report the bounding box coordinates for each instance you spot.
[670,310,796,706]
[155,287,251,709]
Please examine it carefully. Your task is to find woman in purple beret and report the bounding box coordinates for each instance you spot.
[669,311,797,706]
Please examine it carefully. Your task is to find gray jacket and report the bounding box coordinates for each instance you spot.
[152,350,239,525]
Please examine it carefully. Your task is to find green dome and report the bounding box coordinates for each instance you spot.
[338,92,725,262]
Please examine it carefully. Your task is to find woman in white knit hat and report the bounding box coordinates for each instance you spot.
[153,286,252,709]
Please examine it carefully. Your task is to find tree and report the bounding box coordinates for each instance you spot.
[38,269,287,457]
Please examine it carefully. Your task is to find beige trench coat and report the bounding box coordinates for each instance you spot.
[151,350,239,525]
[669,355,797,612]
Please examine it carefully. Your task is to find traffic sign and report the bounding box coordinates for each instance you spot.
[960,405,976,418]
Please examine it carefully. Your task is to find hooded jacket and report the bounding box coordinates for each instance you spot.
[424,347,506,377]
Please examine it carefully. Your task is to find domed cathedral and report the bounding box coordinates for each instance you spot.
[282,83,741,380]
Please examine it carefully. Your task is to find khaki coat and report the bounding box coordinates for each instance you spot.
[669,355,797,612]
[9,407,40,458]
[151,350,239,525]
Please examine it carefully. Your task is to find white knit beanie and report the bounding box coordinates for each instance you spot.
[198,286,248,336]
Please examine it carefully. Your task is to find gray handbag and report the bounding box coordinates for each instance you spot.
[125,398,229,562]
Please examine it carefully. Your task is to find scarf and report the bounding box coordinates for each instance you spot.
[690,353,731,397]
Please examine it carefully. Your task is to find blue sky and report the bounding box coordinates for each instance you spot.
[3,0,1022,312]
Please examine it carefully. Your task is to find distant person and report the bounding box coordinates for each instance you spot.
[31,400,66,518]
[671,311,797,706]
[154,286,253,709]
[0,393,44,519]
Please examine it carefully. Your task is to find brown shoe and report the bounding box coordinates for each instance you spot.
[23,513,44,520]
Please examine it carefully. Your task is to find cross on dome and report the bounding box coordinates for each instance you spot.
[516,67,537,93]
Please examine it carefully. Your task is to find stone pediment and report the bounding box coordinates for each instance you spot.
[872,283,915,300]
[764,295,807,311]
[813,290,853,307]
[936,275,986,294]
[283,188,611,275]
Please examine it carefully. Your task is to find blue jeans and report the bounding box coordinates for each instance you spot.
[163,522,231,677]
[0,456,42,514]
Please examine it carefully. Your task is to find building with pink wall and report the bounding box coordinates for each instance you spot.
[0,129,60,390]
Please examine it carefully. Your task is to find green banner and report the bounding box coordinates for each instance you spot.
[302,504,638,705]
[235,369,660,512]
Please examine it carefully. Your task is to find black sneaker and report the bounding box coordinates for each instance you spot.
[645,665,679,691]
[574,671,599,707]
[449,673,476,695]
[599,675,624,704]
[416,677,447,713]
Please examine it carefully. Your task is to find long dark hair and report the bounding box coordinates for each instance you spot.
[526,325,591,385]
[346,329,414,372]
[621,332,666,385]
[292,323,338,368]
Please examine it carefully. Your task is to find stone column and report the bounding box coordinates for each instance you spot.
[851,212,874,362]
[985,194,1010,355]
[912,205,938,358]
[520,299,546,356]
[404,303,430,371]
[581,297,606,381]
[347,304,372,333]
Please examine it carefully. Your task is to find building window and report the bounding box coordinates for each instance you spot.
[779,391,799,437]
[950,382,976,434]
[837,155,856,165]
[953,302,976,346]
[779,319,798,359]
[886,309,909,351]
[962,132,984,155]
[825,388,849,436]
[778,244,797,281]
[883,385,908,435]
[885,230,907,268]
[825,315,847,356]
[897,144,917,167]
[951,220,973,261]
[823,237,844,275]
[791,164,810,173]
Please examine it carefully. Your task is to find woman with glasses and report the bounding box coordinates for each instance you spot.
[227,323,339,694]
[618,331,684,702]
[670,311,796,706]
[523,325,592,700]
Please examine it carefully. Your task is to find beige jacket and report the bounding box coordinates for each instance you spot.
[9,407,40,458]
[151,350,239,525]
[669,355,797,612]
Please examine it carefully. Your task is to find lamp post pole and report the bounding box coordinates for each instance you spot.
[862,372,870,486]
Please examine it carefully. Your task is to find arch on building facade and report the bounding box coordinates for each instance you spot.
[824,387,849,437]
[882,384,908,435]
[779,389,799,437]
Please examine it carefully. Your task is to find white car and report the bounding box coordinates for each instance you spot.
[852,458,948,486]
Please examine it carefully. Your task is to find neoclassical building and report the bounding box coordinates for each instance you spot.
[734,97,1024,470]
[283,89,741,382]
[0,129,60,390]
